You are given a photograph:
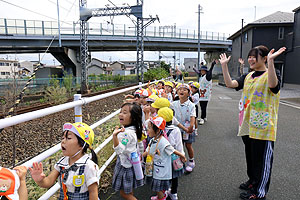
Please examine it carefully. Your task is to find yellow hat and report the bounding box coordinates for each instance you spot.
[175,82,182,89]
[191,82,200,89]
[63,122,94,147]
[151,97,170,109]
[146,94,159,102]
[164,81,173,88]
[158,107,174,122]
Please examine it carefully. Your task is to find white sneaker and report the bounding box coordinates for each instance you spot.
[204,118,207,122]
[168,192,178,200]
[199,118,204,125]
[185,161,195,172]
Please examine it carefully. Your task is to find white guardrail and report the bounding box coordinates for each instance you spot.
[0,82,148,199]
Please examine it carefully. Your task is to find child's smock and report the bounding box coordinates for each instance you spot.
[192,93,200,105]
[147,137,175,180]
[171,100,196,126]
[0,167,20,200]
[54,154,100,199]
[113,126,139,168]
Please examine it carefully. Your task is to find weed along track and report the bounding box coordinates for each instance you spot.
[0,89,133,168]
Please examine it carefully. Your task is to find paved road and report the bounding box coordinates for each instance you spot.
[100,85,300,200]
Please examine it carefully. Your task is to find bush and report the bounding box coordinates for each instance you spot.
[144,67,169,81]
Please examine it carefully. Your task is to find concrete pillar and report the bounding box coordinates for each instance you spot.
[204,51,223,75]
[67,48,81,78]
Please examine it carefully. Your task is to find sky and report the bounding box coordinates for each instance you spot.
[0,0,299,65]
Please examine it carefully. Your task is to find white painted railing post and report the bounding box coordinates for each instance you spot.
[74,94,82,122]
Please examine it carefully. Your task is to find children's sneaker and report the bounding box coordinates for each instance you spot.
[185,161,195,172]
[167,192,178,200]
[194,128,198,136]
[199,118,204,125]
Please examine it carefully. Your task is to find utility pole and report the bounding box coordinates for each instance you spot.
[239,18,244,76]
[197,4,203,76]
[57,0,62,47]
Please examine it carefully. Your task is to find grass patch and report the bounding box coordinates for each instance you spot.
[26,116,120,199]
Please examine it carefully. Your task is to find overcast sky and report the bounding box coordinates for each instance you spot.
[0,0,299,65]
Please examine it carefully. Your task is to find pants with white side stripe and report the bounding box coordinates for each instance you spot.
[242,136,274,198]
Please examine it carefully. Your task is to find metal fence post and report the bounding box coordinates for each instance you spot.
[24,20,27,35]
[4,19,8,35]
[194,30,195,39]
[74,94,82,122]
[179,29,181,38]
[187,29,188,39]
[42,21,45,36]
[100,23,102,35]
[124,24,126,36]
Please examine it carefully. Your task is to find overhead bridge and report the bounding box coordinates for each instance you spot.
[0,18,232,75]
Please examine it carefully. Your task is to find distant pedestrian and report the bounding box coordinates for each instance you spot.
[193,60,218,125]
[219,45,286,200]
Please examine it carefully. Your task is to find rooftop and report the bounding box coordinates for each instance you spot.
[229,11,294,40]
[252,11,294,24]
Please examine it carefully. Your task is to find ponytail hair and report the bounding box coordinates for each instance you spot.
[76,134,99,165]
[121,102,143,140]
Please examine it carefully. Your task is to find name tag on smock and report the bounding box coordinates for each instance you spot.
[73,175,85,187]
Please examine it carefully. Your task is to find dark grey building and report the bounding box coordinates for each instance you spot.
[228,11,294,79]
[284,6,300,85]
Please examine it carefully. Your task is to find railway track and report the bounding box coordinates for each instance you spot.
[0,83,136,118]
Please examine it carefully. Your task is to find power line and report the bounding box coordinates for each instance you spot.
[0,0,73,25]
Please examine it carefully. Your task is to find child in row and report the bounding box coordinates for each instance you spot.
[112,102,144,200]
[171,84,196,173]
[158,107,185,200]
[0,165,28,200]
[30,122,100,200]
[190,82,200,134]
[143,116,186,200]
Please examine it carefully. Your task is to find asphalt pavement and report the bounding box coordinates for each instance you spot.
[100,84,300,200]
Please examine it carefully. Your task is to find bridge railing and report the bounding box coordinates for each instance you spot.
[0,18,231,41]
[0,82,148,199]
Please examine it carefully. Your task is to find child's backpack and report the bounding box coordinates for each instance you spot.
[0,167,20,200]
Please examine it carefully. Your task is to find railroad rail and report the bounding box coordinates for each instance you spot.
[0,83,136,118]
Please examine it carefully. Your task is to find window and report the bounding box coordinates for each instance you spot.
[5,63,9,66]
[14,63,18,66]
[278,27,284,40]
[243,32,248,42]
[5,72,10,75]
[1,72,5,75]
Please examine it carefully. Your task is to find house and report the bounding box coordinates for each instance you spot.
[284,6,300,85]
[122,60,160,74]
[35,65,64,84]
[228,11,294,78]
[86,58,108,76]
[0,59,19,79]
[19,60,34,76]
[184,58,197,76]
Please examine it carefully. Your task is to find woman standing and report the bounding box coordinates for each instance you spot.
[219,45,285,200]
